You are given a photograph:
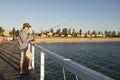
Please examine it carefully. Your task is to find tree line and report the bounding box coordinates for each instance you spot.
[39,28,120,37]
[0,26,120,38]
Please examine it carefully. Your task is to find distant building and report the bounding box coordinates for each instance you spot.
[47,32,53,37]
[96,34,103,37]
[67,34,72,37]
[86,34,91,37]
[81,34,85,37]
[77,34,80,37]
[3,32,10,37]
[41,33,46,37]
[2,32,13,41]
[91,34,96,37]
[96,34,106,37]
[61,34,65,37]
[54,34,59,37]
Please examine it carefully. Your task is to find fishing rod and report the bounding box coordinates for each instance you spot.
[41,23,64,34]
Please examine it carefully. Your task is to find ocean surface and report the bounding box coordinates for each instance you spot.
[34,42,120,80]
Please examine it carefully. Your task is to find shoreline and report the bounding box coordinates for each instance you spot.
[1,36,120,43]
[34,37,120,43]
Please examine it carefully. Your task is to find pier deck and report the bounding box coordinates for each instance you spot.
[0,40,37,80]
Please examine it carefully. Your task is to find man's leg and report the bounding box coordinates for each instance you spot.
[20,62,23,74]
[26,50,33,70]
[20,52,24,74]
[28,56,32,70]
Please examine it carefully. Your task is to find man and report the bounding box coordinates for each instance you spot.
[18,23,33,74]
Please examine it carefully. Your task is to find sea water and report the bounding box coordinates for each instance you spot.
[34,42,120,80]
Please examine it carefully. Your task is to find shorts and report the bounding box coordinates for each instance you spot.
[20,49,33,63]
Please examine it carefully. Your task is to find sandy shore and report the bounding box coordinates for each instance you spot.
[1,36,120,43]
[34,37,120,43]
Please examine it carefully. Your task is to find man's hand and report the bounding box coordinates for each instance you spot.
[29,35,36,41]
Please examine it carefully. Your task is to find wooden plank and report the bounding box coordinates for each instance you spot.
[0,40,37,80]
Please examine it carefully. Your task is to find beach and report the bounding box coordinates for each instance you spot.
[1,36,120,43]
[34,37,120,43]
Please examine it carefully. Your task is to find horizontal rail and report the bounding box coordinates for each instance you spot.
[31,42,114,80]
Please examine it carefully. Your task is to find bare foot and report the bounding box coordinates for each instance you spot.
[28,66,33,70]
[20,71,22,75]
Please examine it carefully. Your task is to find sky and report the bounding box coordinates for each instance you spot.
[0,0,120,33]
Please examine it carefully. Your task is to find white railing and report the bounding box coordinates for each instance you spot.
[28,43,114,80]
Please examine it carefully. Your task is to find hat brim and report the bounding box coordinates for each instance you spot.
[23,23,32,28]
[28,26,31,28]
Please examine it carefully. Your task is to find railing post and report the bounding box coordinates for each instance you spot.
[28,43,30,51]
[40,51,45,80]
[32,45,35,69]
[33,44,114,80]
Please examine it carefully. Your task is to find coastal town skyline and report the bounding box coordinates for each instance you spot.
[0,0,120,33]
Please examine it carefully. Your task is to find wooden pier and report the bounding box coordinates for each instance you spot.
[0,40,37,80]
